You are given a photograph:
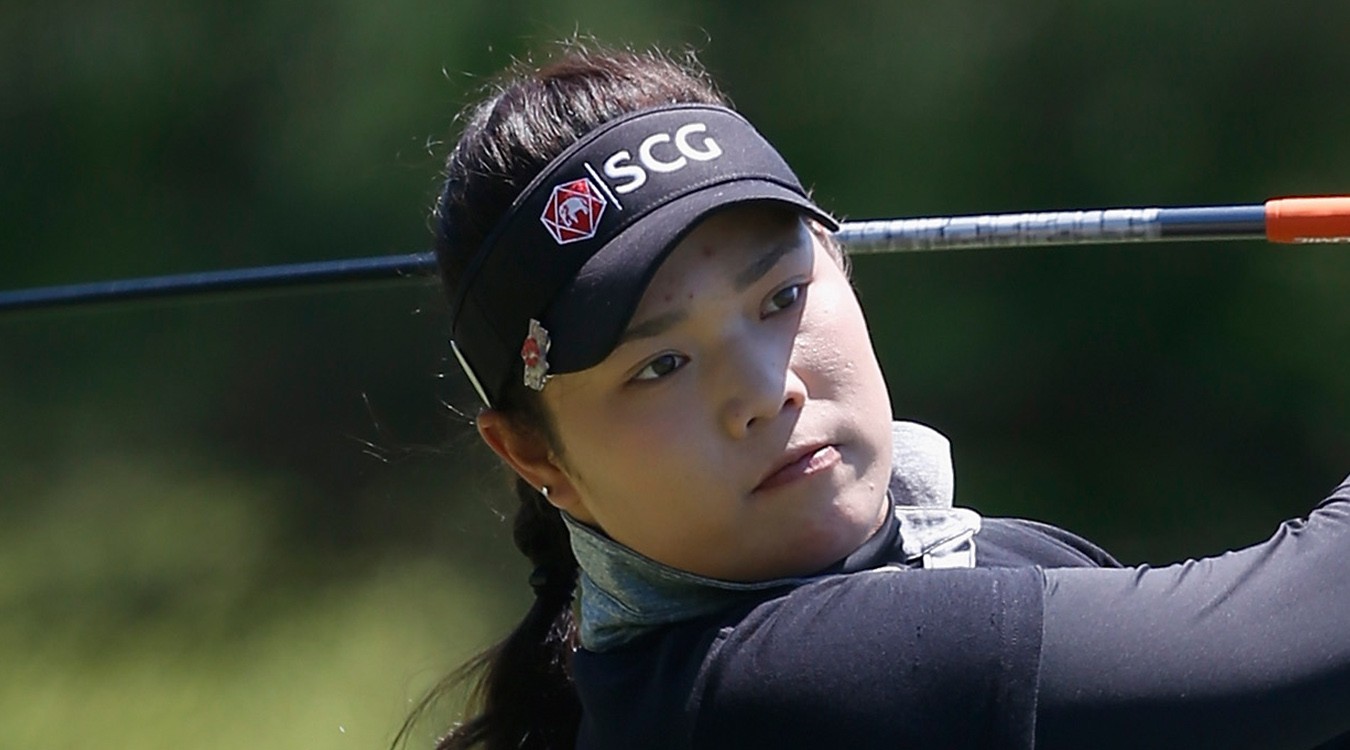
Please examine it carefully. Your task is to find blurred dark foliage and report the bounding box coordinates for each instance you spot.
[2,0,1347,586]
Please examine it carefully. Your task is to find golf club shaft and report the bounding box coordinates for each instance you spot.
[0,253,437,313]
[840,197,1350,253]
[3,197,1347,313]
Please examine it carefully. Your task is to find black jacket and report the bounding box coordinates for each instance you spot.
[573,479,1350,749]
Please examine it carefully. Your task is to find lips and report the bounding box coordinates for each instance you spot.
[754,444,841,492]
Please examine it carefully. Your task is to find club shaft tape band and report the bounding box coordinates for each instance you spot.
[1266,197,1350,244]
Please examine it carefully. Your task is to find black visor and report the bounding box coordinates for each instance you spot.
[448,104,836,406]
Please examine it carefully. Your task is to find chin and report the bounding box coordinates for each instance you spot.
[832,487,889,548]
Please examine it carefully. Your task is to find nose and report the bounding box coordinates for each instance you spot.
[718,339,807,439]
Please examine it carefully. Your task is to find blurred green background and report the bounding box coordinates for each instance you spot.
[1,1,1347,747]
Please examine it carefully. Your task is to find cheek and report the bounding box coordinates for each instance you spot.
[555,395,729,552]
[558,392,708,482]
[796,283,878,388]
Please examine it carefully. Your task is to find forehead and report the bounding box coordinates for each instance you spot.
[637,205,808,300]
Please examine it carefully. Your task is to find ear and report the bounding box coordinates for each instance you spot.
[475,410,592,522]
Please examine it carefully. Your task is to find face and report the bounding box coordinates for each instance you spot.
[517,205,894,582]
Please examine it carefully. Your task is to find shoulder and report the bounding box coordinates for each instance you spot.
[977,517,1123,568]
[575,566,1047,749]
[574,621,725,749]
[691,566,1045,748]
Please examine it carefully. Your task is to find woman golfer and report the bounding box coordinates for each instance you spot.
[410,44,1350,750]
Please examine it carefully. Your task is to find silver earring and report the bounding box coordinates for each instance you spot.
[540,485,551,499]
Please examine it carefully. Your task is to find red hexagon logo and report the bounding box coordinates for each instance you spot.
[540,177,607,245]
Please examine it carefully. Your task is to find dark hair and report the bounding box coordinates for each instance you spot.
[396,43,726,750]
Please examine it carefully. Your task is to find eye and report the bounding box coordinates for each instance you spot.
[762,283,806,316]
[632,352,689,382]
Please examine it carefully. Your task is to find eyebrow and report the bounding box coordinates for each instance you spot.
[617,308,688,345]
[618,234,802,346]
[733,236,798,291]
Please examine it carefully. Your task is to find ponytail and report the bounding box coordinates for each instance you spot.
[396,477,580,750]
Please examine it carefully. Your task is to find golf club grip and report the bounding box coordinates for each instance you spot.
[837,205,1276,253]
[837,208,1165,253]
